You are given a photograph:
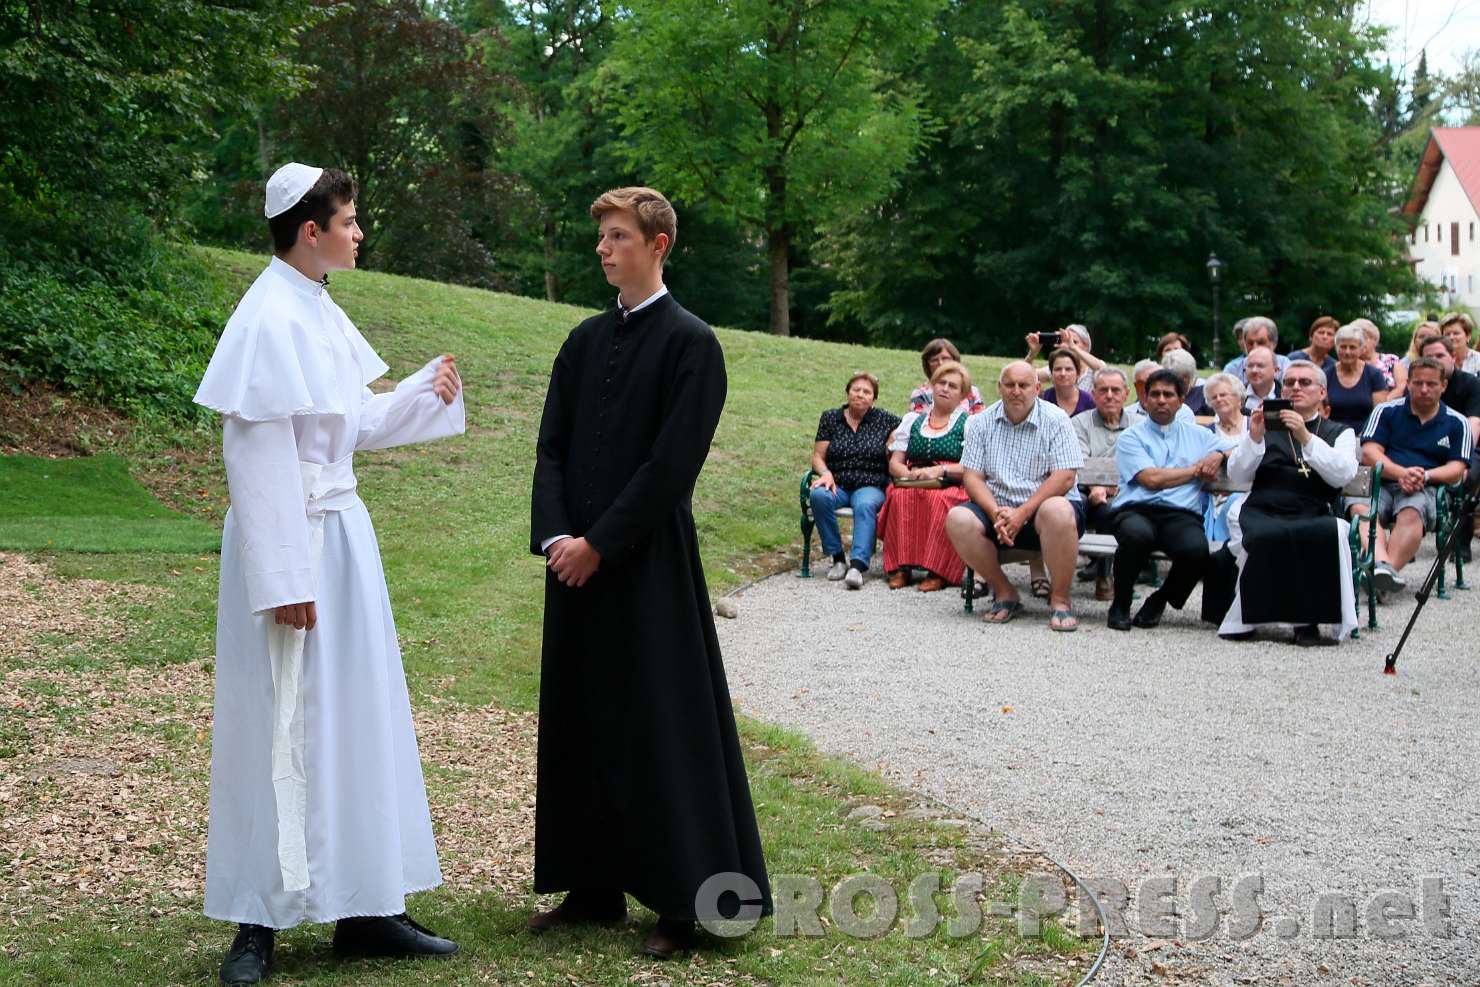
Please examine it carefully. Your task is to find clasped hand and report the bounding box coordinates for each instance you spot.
[1396,465,1427,494]
[907,464,947,481]
[993,504,1029,546]
[548,536,601,587]
[1192,452,1224,482]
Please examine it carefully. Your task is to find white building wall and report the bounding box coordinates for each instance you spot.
[1410,159,1480,309]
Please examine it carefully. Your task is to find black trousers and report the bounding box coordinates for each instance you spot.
[1111,505,1208,610]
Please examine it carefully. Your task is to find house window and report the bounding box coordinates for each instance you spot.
[1454,222,1462,256]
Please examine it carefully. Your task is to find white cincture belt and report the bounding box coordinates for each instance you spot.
[268,454,358,893]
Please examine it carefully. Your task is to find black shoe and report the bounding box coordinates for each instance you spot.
[1292,624,1337,648]
[1132,593,1166,628]
[220,924,273,985]
[1459,539,1473,564]
[1219,630,1257,642]
[332,913,458,958]
[640,917,696,960]
[1106,605,1133,631]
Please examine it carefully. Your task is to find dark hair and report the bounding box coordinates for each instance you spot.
[845,371,880,400]
[1047,348,1083,373]
[268,168,358,254]
[920,338,961,378]
[1420,335,1457,357]
[1409,356,1449,381]
[1154,332,1191,361]
[1308,315,1340,338]
[1145,368,1186,398]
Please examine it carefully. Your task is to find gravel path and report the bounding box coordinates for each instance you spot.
[717,548,1479,986]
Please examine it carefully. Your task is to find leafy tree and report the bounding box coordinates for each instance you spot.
[603,0,940,335]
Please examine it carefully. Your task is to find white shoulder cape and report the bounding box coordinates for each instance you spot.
[194,258,389,420]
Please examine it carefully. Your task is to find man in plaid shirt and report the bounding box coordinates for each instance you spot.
[946,362,1086,630]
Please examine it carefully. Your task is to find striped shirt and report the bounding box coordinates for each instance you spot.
[961,399,1083,507]
[1360,396,1473,470]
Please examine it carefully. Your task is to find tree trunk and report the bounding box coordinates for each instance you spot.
[768,226,791,337]
[543,218,560,303]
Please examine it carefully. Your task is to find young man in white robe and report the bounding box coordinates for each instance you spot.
[194,163,466,985]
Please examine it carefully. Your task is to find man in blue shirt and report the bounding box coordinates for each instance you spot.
[1352,357,1473,591]
[1107,370,1237,630]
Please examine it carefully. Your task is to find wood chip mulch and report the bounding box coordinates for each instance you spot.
[0,552,538,933]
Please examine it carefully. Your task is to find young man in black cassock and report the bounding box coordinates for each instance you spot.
[528,186,772,959]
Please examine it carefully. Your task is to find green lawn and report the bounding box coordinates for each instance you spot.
[0,248,1090,986]
[0,453,220,553]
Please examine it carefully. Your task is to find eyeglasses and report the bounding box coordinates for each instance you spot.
[1283,378,1320,389]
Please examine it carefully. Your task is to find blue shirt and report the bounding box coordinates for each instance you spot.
[1112,417,1237,514]
[1361,397,1472,471]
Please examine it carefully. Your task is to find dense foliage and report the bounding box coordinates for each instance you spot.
[4,0,1473,417]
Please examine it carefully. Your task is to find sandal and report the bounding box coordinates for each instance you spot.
[1049,608,1078,632]
[1031,578,1051,599]
[983,599,1023,624]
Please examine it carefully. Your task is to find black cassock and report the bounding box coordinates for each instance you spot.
[529,293,772,921]
[1235,416,1351,624]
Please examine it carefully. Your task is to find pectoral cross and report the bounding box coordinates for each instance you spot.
[1296,461,1312,478]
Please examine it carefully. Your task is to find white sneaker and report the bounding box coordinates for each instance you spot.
[1373,562,1406,594]
[826,560,848,581]
[844,567,864,590]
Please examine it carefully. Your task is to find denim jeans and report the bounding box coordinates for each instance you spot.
[810,484,886,566]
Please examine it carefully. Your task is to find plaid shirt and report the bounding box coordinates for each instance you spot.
[962,399,1084,507]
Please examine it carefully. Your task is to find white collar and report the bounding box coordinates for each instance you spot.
[618,284,668,315]
[268,255,327,297]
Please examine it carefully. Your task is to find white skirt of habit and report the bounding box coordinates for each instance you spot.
[204,501,442,928]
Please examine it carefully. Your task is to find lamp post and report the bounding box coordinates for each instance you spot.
[1206,253,1223,369]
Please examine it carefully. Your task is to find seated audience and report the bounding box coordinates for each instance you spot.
[1354,318,1405,392]
[1218,360,1360,645]
[945,362,1085,630]
[1351,358,1472,592]
[1124,359,1160,417]
[1155,331,1191,363]
[1106,370,1237,630]
[907,338,985,415]
[1040,348,1095,417]
[1400,321,1441,371]
[1441,312,1480,376]
[1223,316,1290,383]
[1289,315,1339,373]
[878,362,972,591]
[1418,334,1480,561]
[1162,347,1209,416]
[1072,368,1143,601]
[1202,371,1247,541]
[1326,323,1391,432]
[1026,324,1102,390]
[809,372,901,588]
[1240,346,1280,412]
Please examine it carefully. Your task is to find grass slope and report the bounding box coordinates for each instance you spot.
[0,249,1087,987]
[0,453,220,553]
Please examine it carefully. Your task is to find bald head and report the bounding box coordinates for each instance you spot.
[998,360,1038,422]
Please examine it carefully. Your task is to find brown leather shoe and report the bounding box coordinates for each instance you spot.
[1094,576,1114,601]
[916,575,947,593]
[528,891,627,933]
[640,918,696,960]
[887,570,910,589]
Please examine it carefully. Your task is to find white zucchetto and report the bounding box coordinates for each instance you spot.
[264,162,325,218]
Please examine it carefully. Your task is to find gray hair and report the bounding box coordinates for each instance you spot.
[1334,323,1366,349]
[1065,323,1092,349]
[1161,347,1197,383]
[1282,358,1327,390]
[1350,317,1380,343]
[1091,366,1127,388]
[1131,358,1161,381]
[1203,371,1246,403]
[1245,315,1278,344]
[1232,316,1251,340]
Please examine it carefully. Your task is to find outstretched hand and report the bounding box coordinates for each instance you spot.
[433,355,461,405]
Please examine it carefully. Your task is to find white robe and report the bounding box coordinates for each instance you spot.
[1218,426,1359,642]
[194,257,465,928]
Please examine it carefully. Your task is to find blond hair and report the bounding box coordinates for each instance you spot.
[590,186,677,263]
[929,359,971,395]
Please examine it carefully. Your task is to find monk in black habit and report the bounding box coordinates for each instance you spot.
[528,186,772,959]
[1211,358,1360,644]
